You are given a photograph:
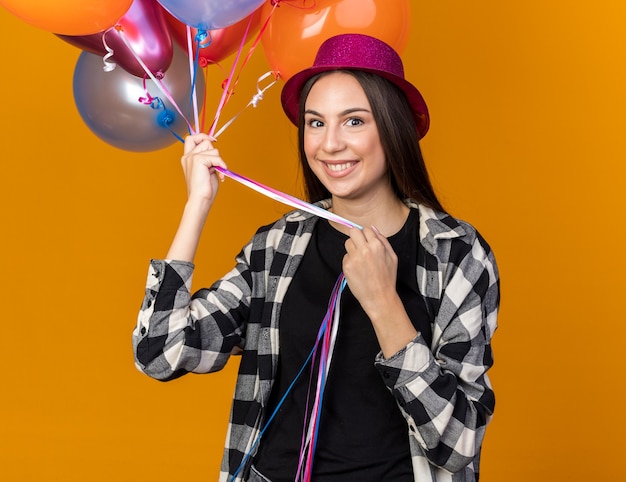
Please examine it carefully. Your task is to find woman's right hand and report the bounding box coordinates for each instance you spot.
[164,134,229,262]
[181,133,228,206]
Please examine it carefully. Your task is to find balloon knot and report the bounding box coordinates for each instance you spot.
[155,70,164,80]
[102,34,116,72]
[114,24,123,32]
[251,92,264,108]
[138,94,153,105]
[199,57,210,68]
[221,78,235,92]
[138,94,164,110]
[196,29,212,49]
[150,97,164,110]
[158,109,175,128]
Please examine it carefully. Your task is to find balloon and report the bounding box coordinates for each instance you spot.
[156,0,266,30]
[57,0,173,78]
[166,9,261,66]
[0,0,133,35]
[261,0,411,80]
[73,45,205,152]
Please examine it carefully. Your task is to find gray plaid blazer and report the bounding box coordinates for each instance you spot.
[133,200,500,482]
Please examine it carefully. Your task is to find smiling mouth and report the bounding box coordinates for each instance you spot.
[325,161,357,172]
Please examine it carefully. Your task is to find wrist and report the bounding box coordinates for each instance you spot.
[185,194,214,214]
[365,295,418,358]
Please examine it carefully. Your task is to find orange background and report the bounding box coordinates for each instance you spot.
[1,1,625,481]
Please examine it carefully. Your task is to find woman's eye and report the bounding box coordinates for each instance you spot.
[307,119,324,128]
[347,117,364,126]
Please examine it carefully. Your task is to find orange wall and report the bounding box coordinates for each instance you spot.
[1,1,624,481]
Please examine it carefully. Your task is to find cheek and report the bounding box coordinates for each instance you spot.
[303,134,318,162]
[302,139,317,171]
[366,137,386,167]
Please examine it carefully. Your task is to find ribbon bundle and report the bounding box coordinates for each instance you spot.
[230,274,347,481]
[113,5,357,477]
[296,274,346,480]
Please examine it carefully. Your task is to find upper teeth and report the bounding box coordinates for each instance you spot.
[327,162,354,171]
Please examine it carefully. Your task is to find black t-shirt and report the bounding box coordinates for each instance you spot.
[254,209,431,481]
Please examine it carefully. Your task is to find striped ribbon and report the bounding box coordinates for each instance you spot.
[296,274,346,481]
[213,166,361,229]
[229,274,347,482]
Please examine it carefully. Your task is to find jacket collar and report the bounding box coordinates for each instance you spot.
[285,199,465,255]
[412,202,465,255]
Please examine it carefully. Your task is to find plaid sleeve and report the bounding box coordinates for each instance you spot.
[132,246,253,381]
[375,228,499,474]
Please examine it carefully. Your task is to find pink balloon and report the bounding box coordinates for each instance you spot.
[57,0,173,77]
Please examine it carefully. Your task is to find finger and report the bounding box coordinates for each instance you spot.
[344,237,356,254]
[361,226,382,243]
[188,153,226,172]
[181,150,228,185]
[344,227,365,254]
[184,133,214,153]
[370,225,394,251]
[208,162,227,182]
[347,226,367,246]
[197,150,228,179]
[191,140,216,155]
[357,227,388,254]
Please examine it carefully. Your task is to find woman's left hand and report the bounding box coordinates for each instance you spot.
[342,226,398,316]
[343,226,418,357]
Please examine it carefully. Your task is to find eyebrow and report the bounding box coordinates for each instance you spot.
[304,107,371,117]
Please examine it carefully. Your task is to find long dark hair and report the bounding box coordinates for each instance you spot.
[297,70,445,212]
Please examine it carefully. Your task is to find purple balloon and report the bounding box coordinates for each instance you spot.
[57,0,173,77]
[73,44,205,152]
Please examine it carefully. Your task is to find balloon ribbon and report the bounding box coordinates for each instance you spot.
[296,274,345,481]
[229,273,347,481]
[213,166,361,229]
[214,163,357,479]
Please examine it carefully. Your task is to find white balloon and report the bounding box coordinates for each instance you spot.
[73,44,204,152]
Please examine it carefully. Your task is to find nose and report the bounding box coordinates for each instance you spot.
[321,124,345,153]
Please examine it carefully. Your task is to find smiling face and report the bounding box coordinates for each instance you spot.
[302,72,392,203]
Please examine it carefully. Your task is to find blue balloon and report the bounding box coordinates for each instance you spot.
[73,45,205,152]
[156,0,266,30]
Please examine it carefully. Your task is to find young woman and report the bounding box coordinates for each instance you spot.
[133,34,500,482]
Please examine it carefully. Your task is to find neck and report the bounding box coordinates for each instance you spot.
[329,194,409,236]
